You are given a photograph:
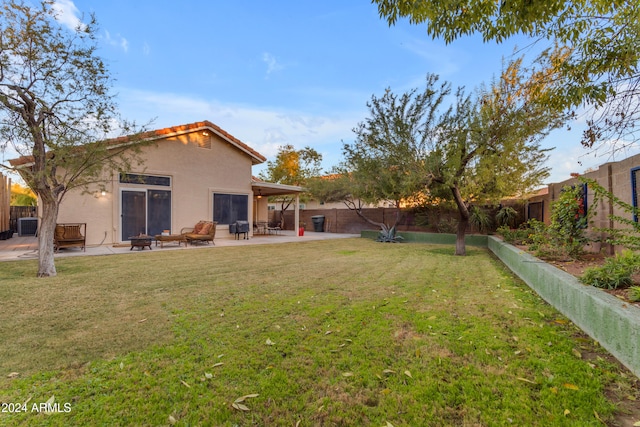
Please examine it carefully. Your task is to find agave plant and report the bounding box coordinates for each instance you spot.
[377,225,403,243]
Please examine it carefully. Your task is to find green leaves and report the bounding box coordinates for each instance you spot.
[373,0,640,149]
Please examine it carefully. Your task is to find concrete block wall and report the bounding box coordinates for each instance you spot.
[532,153,640,247]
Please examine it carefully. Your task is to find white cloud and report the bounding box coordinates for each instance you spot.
[103,30,129,53]
[402,38,461,78]
[262,52,284,77]
[116,88,358,172]
[52,0,85,31]
[52,1,129,53]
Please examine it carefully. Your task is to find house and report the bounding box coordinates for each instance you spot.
[526,152,640,253]
[12,120,304,246]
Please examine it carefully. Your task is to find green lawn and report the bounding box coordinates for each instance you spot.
[0,238,636,426]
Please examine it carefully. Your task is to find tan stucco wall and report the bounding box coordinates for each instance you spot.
[57,131,257,245]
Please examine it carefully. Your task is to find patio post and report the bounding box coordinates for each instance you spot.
[294,193,300,237]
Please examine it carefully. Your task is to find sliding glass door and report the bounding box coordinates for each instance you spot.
[121,189,171,240]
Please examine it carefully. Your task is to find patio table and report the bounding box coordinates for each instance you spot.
[154,234,187,248]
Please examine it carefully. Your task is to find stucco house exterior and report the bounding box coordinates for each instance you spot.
[17,120,304,246]
[526,151,640,253]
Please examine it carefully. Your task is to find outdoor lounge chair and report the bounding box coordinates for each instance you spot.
[181,221,217,245]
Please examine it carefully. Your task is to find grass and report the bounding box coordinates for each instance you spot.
[0,238,636,426]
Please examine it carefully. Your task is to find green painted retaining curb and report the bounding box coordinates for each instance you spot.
[360,230,488,246]
[488,235,640,378]
[360,230,640,378]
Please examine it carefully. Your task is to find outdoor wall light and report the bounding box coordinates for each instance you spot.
[257,190,262,199]
[101,190,106,197]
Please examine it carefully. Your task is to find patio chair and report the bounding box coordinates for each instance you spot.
[267,220,281,235]
[181,221,217,245]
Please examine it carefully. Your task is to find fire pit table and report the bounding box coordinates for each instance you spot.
[129,235,153,250]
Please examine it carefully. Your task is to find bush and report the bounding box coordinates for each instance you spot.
[470,206,492,233]
[436,217,458,234]
[580,250,640,289]
[495,206,518,228]
[496,225,530,245]
[629,286,640,302]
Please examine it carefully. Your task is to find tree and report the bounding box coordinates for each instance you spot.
[10,182,36,206]
[326,74,450,240]
[332,60,564,252]
[373,0,640,151]
[431,58,565,255]
[258,144,322,227]
[0,1,145,277]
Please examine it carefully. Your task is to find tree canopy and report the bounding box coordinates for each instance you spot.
[0,0,145,276]
[373,0,640,151]
[258,144,322,227]
[431,58,564,254]
[325,74,450,239]
[327,58,565,253]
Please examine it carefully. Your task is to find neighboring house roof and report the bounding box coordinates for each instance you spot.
[8,120,267,167]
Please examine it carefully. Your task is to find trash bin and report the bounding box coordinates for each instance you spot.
[311,215,325,232]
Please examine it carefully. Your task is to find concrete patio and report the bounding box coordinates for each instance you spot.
[0,230,359,262]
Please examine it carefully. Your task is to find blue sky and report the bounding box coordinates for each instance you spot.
[10,0,640,184]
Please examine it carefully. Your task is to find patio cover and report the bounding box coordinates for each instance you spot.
[251,181,305,236]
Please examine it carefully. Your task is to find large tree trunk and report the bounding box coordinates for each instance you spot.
[451,185,469,256]
[37,198,59,277]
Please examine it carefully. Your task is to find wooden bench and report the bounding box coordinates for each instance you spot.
[54,223,86,252]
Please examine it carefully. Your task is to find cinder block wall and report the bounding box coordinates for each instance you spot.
[530,152,640,253]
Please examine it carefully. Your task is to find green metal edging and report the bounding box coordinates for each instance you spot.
[359,230,640,377]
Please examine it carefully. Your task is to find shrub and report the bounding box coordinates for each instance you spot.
[547,185,591,258]
[495,206,518,228]
[524,185,592,260]
[470,206,492,233]
[580,250,640,290]
[436,217,458,234]
[496,225,529,245]
[376,226,404,243]
[629,286,640,302]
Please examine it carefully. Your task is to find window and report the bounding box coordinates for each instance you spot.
[213,193,248,224]
[632,167,640,222]
[558,183,588,228]
[528,201,544,222]
[120,173,171,187]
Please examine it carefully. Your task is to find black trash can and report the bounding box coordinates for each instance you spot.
[311,215,325,232]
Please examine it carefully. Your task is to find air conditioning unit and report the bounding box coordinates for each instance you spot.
[18,218,38,236]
